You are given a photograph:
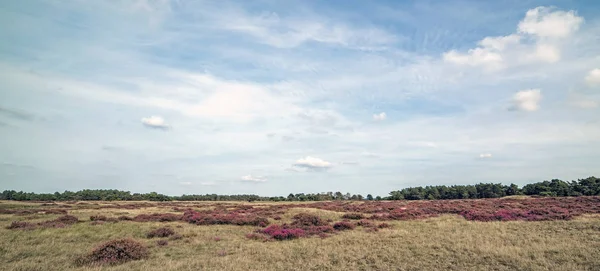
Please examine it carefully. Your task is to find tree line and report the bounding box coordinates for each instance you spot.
[1,176,597,202]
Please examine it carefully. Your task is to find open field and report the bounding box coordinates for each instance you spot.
[1,197,600,271]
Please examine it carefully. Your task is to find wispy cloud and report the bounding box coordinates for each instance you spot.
[241,175,267,182]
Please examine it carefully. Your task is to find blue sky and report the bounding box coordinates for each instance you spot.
[1,0,599,197]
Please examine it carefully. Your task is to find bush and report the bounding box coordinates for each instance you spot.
[90,215,108,221]
[291,213,327,227]
[258,225,305,240]
[342,213,365,220]
[134,213,181,222]
[8,215,80,230]
[356,219,374,227]
[44,209,68,215]
[118,216,133,221]
[156,240,168,246]
[6,221,36,230]
[377,223,391,229]
[304,225,335,235]
[76,238,149,266]
[55,215,79,225]
[333,221,355,231]
[365,227,379,233]
[182,210,269,226]
[146,227,175,238]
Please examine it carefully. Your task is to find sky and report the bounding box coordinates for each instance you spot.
[0,0,599,197]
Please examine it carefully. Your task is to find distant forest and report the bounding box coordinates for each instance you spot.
[1,176,598,202]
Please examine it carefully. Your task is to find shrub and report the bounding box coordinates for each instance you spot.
[8,215,80,230]
[318,233,330,239]
[291,213,327,227]
[134,213,181,222]
[118,216,133,221]
[365,227,379,233]
[356,220,374,227]
[90,215,108,221]
[76,238,149,266]
[156,240,168,246]
[44,209,68,215]
[146,227,175,238]
[377,223,391,229]
[273,216,282,220]
[182,210,269,226]
[258,225,305,240]
[55,215,79,225]
[333,221,355,231]
[304,225,335,235]
[342,213,365,220]
[6,221,36,230]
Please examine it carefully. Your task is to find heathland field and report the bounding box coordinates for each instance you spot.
[1,197,600,271]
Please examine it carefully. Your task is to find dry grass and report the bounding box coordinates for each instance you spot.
[0,201,599,271]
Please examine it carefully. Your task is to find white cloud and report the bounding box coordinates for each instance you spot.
[518,7,583,38]
[141,116,169,129]
[443,34,518,70]
[479,153,492,158]
[444,7,584,71]
[534,44,560,63]
[373,112,387,121]
[510,89,542,112]
[241,175,267,182]
[179,181,192,186]
[443,48,504,70]
[478,34,521,51]
[293,156,333,171]
[200,182,216,186]
[585,68,600,86]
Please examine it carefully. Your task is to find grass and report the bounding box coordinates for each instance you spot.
[0,200,599,270]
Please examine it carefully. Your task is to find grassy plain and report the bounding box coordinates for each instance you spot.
[1,200,599,271]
